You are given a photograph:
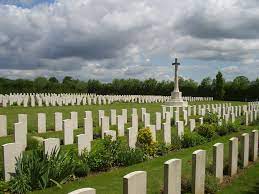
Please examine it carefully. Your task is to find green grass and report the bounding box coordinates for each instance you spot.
[0,101,246,134]
[218,161,259,194]
[29,126,258,194]
[0,100,251,193]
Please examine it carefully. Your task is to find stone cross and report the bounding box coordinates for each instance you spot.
[172,58,180,92]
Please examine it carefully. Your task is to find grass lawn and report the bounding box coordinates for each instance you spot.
[0,100,253,193]
[0,101,246,134]
[30,126,258,194]
[0,101,247,167]
[218,161,259,194]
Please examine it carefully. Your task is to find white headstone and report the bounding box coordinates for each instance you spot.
[63,119,74,145]
[43,138,60,156]
[55,112,63,131]
[0,115,7,137]
[117,115,125,136]
[77,134,91,155]
[2,143,24,181]
[38,113,46,133]
[156,112,161,130]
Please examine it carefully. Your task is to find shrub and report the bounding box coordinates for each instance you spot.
[216,125,228,136]
[137,128,157,157]
[204,112,219,124]
[170,134,182,151]
[205,175,220,194]
[8,148,76,193]
[238,115,246,125]
[74,160,90,177]
[156,143,170,156]
[9,174,31,194]
[206,162,214,175]
[86,139,113,172]
[26,136,43,151]
[225,122,240,133]
[195,124,217,140]
[137,127,153,145]
[0,180,9,193]
[181,132,207,148]
[181,176,192,193]
[116,147,146,166]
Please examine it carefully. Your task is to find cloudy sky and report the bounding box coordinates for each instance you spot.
[0,0,259,82]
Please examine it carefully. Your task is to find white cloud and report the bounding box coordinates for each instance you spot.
[222,65,240,74]
[0,0,259,81]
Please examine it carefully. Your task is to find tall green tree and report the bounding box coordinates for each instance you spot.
[198,77,212,97]
[215,71,225,100]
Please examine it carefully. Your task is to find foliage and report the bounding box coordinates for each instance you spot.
[137,127,153,145]
[0,74,259,100]
[215,71,225,100]
[225,122,240,133]
[86,138,114,172]
[181,176,192,194]
[156,143,170,156]
[116,147,146,166]
[170,134,182,151]
[181,132,207,148]
[195,124,217,140]
[9,174,31,194]
[180,174,219,194]
[26,136,43,151]
[86,137,146,171]
[205,175,220,194]
[204,112,219,124]
[74,160,90,178]
[0,180,9,193]
[216,124,229,136]
[136,128,157,157]
[8,148,76,193]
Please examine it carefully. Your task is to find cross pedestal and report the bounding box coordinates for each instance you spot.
[164,58,188,107]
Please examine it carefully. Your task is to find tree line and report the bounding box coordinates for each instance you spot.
[0,72,258,101]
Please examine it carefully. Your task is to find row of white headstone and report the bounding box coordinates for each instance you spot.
[68,130,258,194]
[0,93,213,107]
[0,102,258,150]
[0,101,255,137]
[1,102,259,181]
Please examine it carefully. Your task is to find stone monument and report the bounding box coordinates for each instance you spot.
[165,58,188,107]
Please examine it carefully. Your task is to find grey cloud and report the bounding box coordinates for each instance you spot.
[175,1,259,40]
[0,0,259,81]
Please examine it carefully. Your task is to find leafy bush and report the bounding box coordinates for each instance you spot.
[179,175,219,194]
[86,136,145,171]
[181,132,207,148]
[137,128,157,157]
[9,174,31,194]
[137,127,153,145]
[0,180,9,193]
[156,143,170,156]
[195,124,217,140]
[26,136,43,151]
[116,147,146,166]
[86,139,114,172]
[181,176,192,193]
[171,134,182,151]
[237,115,246,125]
[8,148,76,193]
[204,112,219,124]
[205,175,220,194]
[225,122,240,133]
[74,160,90,177]
[216,125,228,136]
